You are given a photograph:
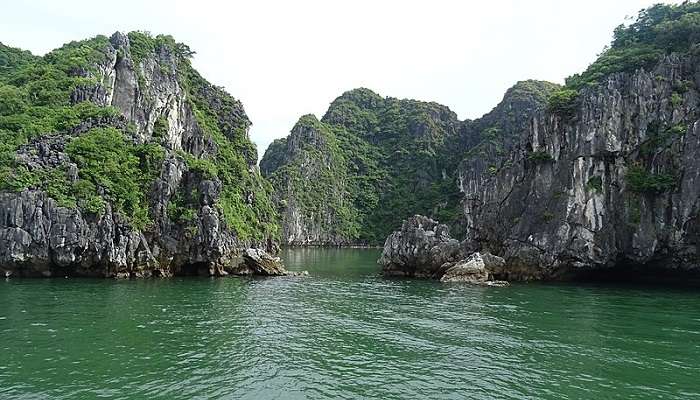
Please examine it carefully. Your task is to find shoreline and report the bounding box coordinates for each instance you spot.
[281,244,383,249]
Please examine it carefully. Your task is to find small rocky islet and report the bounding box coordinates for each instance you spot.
[1,3,700,282]
[378,215,509,286]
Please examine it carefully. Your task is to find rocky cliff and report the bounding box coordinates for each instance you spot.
[392,3,700,280]
[262,2,700,279]
[261,82,557,246]
[0,32,277,277]
[261,115,355,245]
[459,53,700,279]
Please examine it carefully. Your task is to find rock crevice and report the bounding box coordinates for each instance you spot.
[379,215,507,285]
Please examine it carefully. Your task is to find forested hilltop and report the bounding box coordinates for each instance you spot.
[261,81,557,245]
[0,32,277,277]
[264,1,700,278]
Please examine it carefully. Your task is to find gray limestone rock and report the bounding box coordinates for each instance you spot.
[440,252,506,284]
[234,248,288,276]
[378,215,509,284]
[0,32,275,278]
[458,54,700,279]
[378,215,462,278]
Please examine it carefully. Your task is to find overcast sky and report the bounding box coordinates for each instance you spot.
[1,0,678,158]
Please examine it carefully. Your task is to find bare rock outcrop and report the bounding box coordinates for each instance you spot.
[379,215,507,285]
[229,248,308,277]
[236,248,287,276]
[440,253,508,286]
[458,54,700,279]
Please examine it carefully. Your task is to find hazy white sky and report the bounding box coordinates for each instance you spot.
[1,0,677,157]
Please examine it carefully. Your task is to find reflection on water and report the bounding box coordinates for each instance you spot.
[1,248,699,399]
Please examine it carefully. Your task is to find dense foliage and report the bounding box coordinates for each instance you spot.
[0,32,277,240]
[541,3,700,122]
[546,89,579,119]
[626,165,677,193]
[177,58,278,240]
[0,36,121,198]
[66,127,164,227]
[263,80,559,244]
[566,2,700,90]
[264,115,363,240]
[262,89,465,244]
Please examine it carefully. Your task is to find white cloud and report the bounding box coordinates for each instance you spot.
[1,0,678,158]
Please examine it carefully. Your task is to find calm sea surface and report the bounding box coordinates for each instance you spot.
[1,248,699,399]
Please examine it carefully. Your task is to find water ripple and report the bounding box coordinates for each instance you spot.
[1,248,700,399]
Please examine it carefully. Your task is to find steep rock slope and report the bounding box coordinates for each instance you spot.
[261,82,557,245]
[0,32,277,277]
[459,3,700,278]
[261,115,355,245]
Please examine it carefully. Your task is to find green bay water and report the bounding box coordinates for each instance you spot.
[1,248,700,399]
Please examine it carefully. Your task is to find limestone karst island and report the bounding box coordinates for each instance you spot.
[1,1,699,399]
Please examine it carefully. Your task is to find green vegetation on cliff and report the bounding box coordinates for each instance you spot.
[66,127,165,227]
[0,32,277,240]
[261,89,460,244]
[263,2,700,247]
[265,115,362,240]
[568,2,700,90]
[328,90,464,243]
[545,3,700,121]
[177,57,277,240]
[0,36,121,199]
[262,81,559,244]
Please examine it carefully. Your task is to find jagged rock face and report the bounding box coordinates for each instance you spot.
[378,215,507,284]
[0,32,276,277]
[0,190,162,277]
[439,253,507,285]
[459,55,700,279]
[233,248,287,276]
[261,82,556,246]
[379,215,463,278]
[73,33,221,156]
[261,115,352,246]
